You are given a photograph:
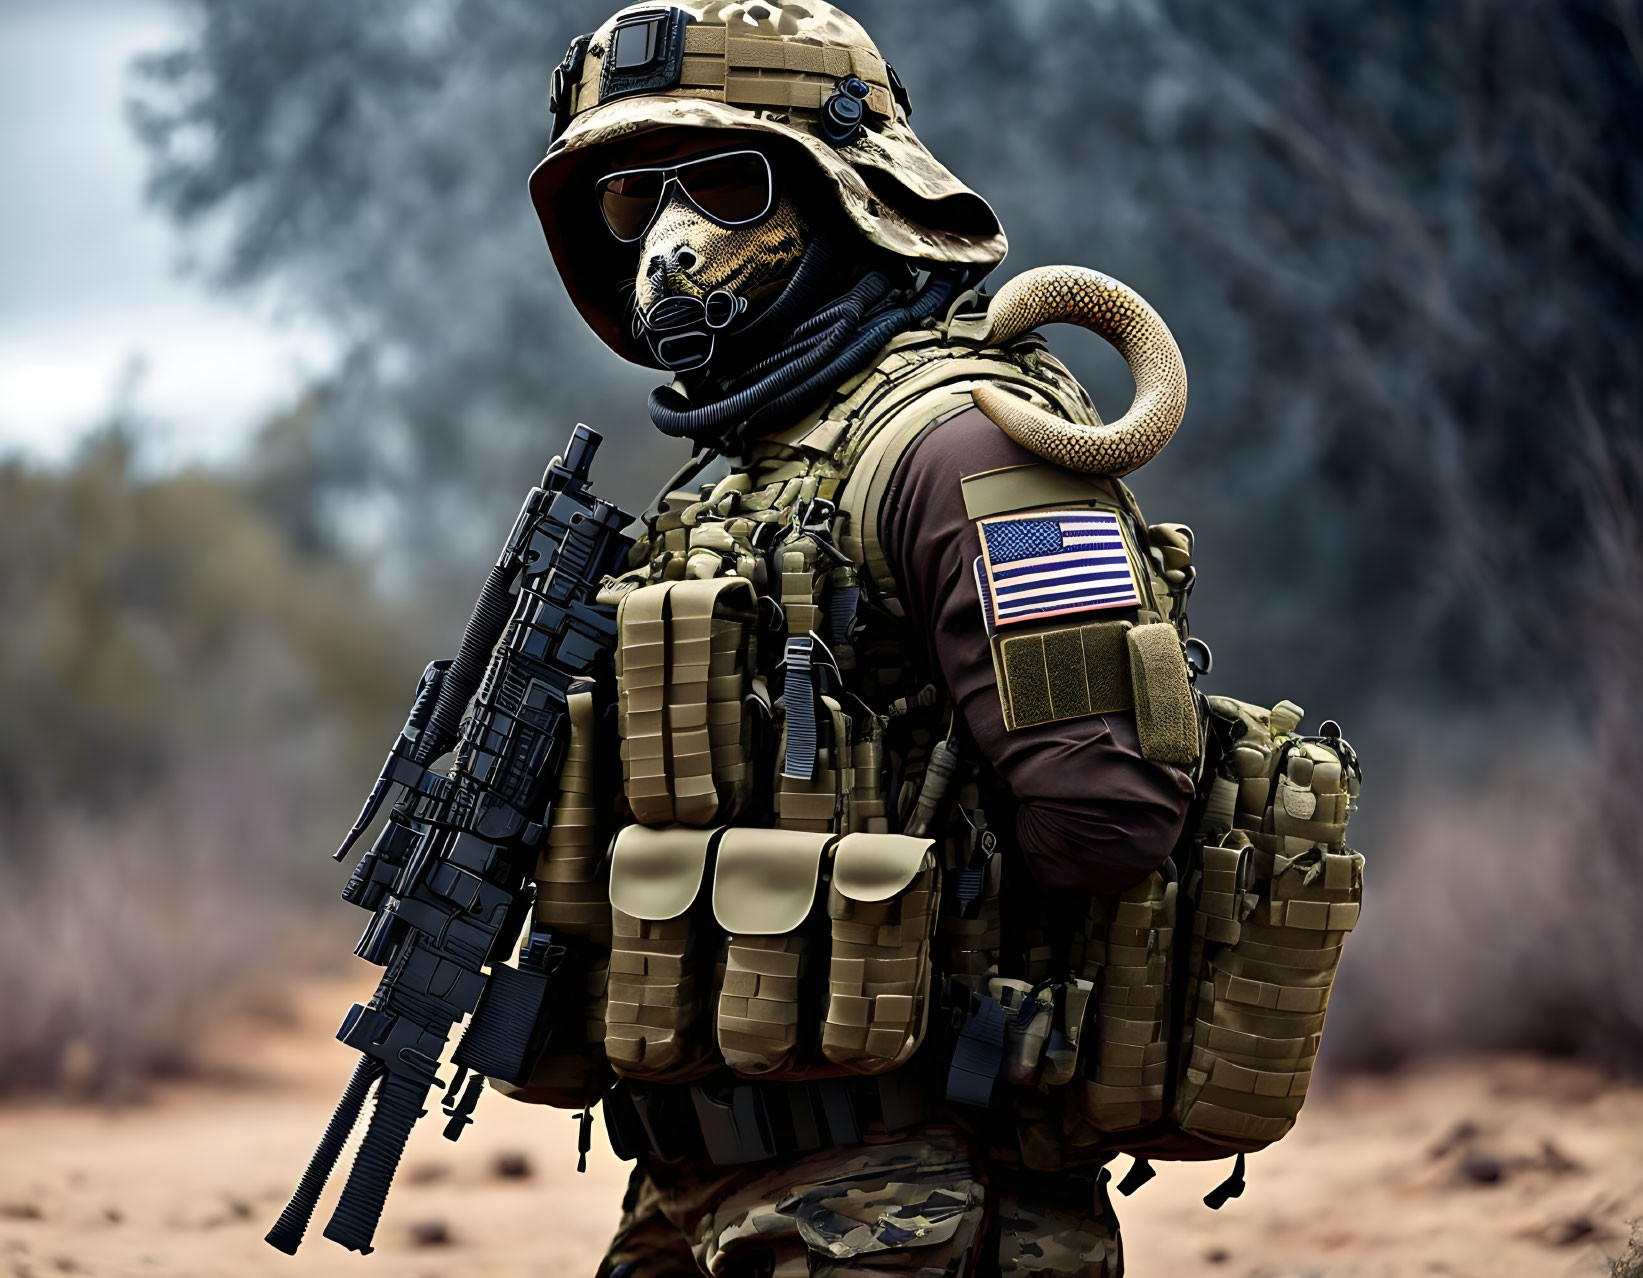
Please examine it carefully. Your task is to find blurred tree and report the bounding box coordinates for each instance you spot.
[0,425,420,821]
[130,0,1643,725]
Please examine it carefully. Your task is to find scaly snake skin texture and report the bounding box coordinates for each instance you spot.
[635,192,809,317]
[970,266,1188,476]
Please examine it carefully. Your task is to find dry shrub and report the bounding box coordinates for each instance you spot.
[1329,424,1643,1070]
[0,436,423,1097]
[0,793,292,1098]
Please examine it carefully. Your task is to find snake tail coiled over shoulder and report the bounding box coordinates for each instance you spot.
[969,266,1188,476]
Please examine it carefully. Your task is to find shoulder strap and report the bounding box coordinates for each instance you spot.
[833,347,1097,595]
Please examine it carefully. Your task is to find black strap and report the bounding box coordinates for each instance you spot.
[441,1071,485,1141]
[1116,1156,1156,1196]
[945,993,1006,1108]
[576,1107,594,1173]
[782,636,820,780]
[602,1075,917,1167]
[1203,1152,1247,1209]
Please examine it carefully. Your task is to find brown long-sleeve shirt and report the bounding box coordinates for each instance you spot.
[882,406,1195,894]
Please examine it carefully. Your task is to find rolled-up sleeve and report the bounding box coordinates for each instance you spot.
[881,406,1194,894]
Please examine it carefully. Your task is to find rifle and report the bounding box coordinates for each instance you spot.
[265,425,633,1256]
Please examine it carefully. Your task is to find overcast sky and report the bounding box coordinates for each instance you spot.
[0,0,329,469]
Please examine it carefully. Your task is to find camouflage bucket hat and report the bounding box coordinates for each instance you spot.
[529,0,1009,364]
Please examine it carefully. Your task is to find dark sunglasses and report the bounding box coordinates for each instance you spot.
[595,149,775,244]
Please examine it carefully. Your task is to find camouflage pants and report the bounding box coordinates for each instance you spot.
[594,1126,1122,1278]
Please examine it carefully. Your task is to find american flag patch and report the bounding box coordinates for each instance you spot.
[977,508,1140,628]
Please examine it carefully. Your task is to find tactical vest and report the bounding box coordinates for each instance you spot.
[495,289,1366,1179]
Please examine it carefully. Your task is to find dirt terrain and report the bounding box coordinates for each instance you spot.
[1,972,1639,1278]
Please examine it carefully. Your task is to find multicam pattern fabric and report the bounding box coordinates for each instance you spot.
[599,1130,990,1277]
[597,1141,1125,1277]
[994,1172,1122,1278]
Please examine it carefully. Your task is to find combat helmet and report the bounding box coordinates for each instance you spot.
[529,1,1007,365]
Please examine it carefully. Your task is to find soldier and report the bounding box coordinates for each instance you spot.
[502,3,1365,1275]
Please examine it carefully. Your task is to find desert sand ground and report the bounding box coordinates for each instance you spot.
[1,972,1639,1278]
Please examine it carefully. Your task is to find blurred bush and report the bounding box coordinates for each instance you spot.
[1331,429,1643,1070]
[0,426,426,1096]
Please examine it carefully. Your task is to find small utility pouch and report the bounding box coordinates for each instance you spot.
[1175,833,1364,1151]
[1073,870,1177,1134]
[710,828,832,1077]
[992,977,1055,1087]
[1268,740,1355,852]
[499,685,614,1108]
[822,833,939,1073]
[775,694,852,833]
[533,687,612,942]
[1040,978,1096,1087]
[605,823,723,1082]
[1126,622,1199,766]
[616,578,758,828]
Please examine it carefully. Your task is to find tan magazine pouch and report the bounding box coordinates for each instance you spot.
[495,687,611,1107]
[1074,871,1178,1133]
[605,823,722,1081]
[616,578,757,828]
[711,828,831,1076]
[822,833,939,1072]
[533,687,611,942]
[1172,707,1364,1151]
[1176,833,1363,1150]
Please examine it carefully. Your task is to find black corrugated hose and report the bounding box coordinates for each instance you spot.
[648,267,961,447]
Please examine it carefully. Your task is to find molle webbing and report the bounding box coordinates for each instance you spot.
[605,824,720,1080]
[1076,873,1176,1133]
[603,825,939,1084]
[993,620,1198,766]
[713,828,829,1076]
[822,833,938,1072]
[1178,839,1364,1149]
[564,25,898,125]
[527,686,612,1073]
[616,578,756,829]
[533,687,611,941]
[995,621,1133,731]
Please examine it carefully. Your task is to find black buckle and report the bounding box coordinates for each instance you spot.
[789,496,845,566]
[793,494,838,539]
[689,1086,776,1165]
[549,33,592,144]
[886,64,912,119]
